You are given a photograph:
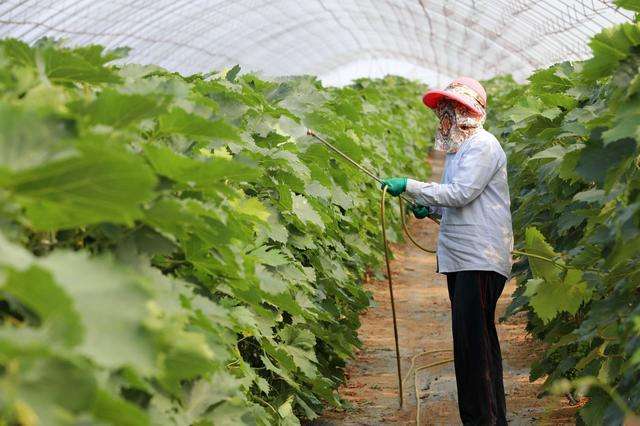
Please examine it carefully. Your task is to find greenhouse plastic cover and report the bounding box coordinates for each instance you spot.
[0,0,635,87]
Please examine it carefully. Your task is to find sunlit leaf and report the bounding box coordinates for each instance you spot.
[3,140,156,230]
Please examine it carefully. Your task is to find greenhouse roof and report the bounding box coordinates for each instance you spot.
[0,0,635,86]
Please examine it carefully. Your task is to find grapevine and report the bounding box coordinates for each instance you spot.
[483,16,640,424]
[0,39,436,424]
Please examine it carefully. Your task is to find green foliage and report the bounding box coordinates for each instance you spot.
[0,39,436,424]
[483,17,640,424]
[521,228,592,323]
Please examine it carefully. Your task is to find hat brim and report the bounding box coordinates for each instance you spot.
[422,90,483,115]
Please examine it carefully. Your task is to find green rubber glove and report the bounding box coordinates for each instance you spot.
[410,204,430,219]
[381,177,407,196]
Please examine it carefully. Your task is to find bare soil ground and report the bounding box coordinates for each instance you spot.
[311,154,579,425]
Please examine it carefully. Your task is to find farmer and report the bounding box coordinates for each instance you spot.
[381,77,513,426]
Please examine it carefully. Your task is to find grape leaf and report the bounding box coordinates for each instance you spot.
[80,89,166,128]
[525,269,592,323]
[1,39,122,84]
[144,143,260,185]
[575,136,635,185]
[40,251,159,374]
[0,103,76,172]
[159,107,240,141]
[291,194,324,230]
[524,227,564,285]
[93,389,150,426]
[251,246,289,267]
[3,140,157,230]
[2,266,83,347]
[2,356,98,424]
[582,23,640,81]
[41,46,122,84]
[602,97,640,144]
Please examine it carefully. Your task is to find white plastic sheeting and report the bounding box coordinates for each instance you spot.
[0,0,634,87]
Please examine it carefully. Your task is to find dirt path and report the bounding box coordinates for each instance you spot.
[313,154,579,425]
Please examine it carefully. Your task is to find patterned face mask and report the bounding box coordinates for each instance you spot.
[434,99,486,154]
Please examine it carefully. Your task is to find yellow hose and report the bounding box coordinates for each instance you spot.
[380,185,404,408]
[380,187,454,424]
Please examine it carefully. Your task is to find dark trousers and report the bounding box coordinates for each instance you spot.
[446,271,507,426]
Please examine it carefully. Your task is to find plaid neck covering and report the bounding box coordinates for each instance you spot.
[434,98,486,154]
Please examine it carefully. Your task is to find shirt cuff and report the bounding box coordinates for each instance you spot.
[405,178,424,196]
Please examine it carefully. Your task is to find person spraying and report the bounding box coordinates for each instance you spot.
[382,77,513,426]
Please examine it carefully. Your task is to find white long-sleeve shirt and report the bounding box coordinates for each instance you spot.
[406,129,513,279]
